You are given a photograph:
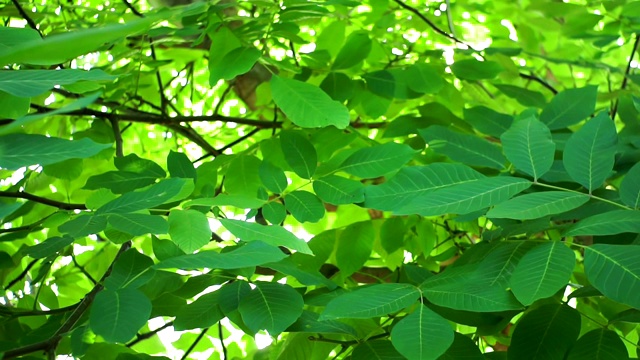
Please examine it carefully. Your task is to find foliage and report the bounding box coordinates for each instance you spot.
[1,0,640,359]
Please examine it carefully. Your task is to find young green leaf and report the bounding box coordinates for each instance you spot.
[340,142,416,178]
[334,221,374,277]
[420,126,506,169]
[154,241,287,270]
[563,112,617,192]
[565,210,640,236]
[494,84,547,108]
[262,202,287,224]
[89,288,152,343]
[0,134,111,170]
[280,130,317,179]
[284,190,325,223]
[168,209,211,254]
[508,304,581,360]
[210,46,261,82]
[332,31,372,70]
[270,75,350,129]
[225,155,262,196]
[396,177,531,216]
[620,162,640,209]
[510,242,576,305]
[487,192,589,220]
[320,284,420,320]
[390,304,454,360]
[313,175,365,205]
[114,154,166,178]
[584,244,640,309]
[540,86,598,130]
[364,163,484,211]
[238,282,304,335]
[500,117,555,181]
[404,63,445,94]
[218,218,312,254]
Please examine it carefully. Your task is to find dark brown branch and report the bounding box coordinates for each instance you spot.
[126,321,174,347]
[218,321,227,359]
[2,242,131,359]
[180,327,209,360]
[519,73,558,95]
[611,33,640,120]
[122,0,144,17]
[0,191,87,210]
[0,304,78,318]
[0,224,42,234]
[109,118,124,157]
[4,259,39,290]
[11,0,43,38]
[72,255,98,285]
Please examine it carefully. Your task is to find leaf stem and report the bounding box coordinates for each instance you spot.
[532,182,630,210]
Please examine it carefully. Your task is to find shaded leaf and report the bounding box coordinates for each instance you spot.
[487,192,589,220]
[494,84,547,108]
[96,178,187,215]
[89,288,152,343]
[566,329,629,360]
[284,190,325,223]
[174,292,224,331]
[320,284,420,320]
[352,340,405,360]
[313,175,365,205]
[239,282,304,335]
[391,304,454,360]
[332,31,371,70]
[450,59,503,80]
[0,69,115,97]
[104,249,155,290]
[620,162,640,209]
[280,130,317,179]
[340,142,416,178]
[108,214,168,236]
[167,151,196,179]
[335,221,374,277]
[584,244,640,309]
[26,236,74,259]
[566,210,640,236]
[420,126,506,169]
[259,161,288,194]
[540,86,598,129]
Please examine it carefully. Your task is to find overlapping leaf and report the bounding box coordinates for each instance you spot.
[566,210,640,236]
[487,191,589,220]
[280,130,317,179]
[584,244,640,309]
[218,218,312,254]
[420,126,506,169]
[339,142,416,178]
[620,162,640,209]
[500,117,555,180]
[540,86,598,129]
[320,284,420,320]
[238,282,304,335]
[89,288,152,343]
[390,304,454,360]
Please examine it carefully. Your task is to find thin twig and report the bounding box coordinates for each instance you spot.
[180,327,209,360]
[218,322,227,360]
[518,72,558,94]
[611,33,640,120]
[4,259,39,290]
[11,0,43,37]
[0,191,87,210]
[126,321,174,347]
[71,255,98,285]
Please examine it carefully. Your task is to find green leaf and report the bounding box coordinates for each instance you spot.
[25,235,75,259]
[487,192,589,220]
[396,177,531,216]
[108,214,168,236]
[114,154,165,178]
[280,130,317,179]
[450,59,503,80]
[0,69,115,97]
[262,201,286,224]
[209,46,261,82]
[0,134,111,170]
[332,31,372,70]
[420,126,506,169]
[284,190,325,223]
[563,112,617,192]
[218,218,313,254]
[437,333,483,360]
[420,264,524,312]
[500,117,555,180]
[152,236,185,262]
[335,221,374,277]
[405,63,445,94]
[462,106,513,138]
[59,214,108,238]
[390,304,454,360]
[288,311,358,337]
[259,161,288,194]
[566,329,630,360]
[363,70,396,98]
[225,155,262,196]
[566,210,640,236]
[173,292,224,331]
[313,175,365,205]
[584,244,640,309]
[0,15,160,66]
[510,242,576,305]
[339,142,416,178]
[96,178,187,215]
[154,241,286,270]
[0,91,29,119]
[320,284,420,320]
[320,72,356,102]
[89,288,152,343]
[207,27,241,85]
[494,84,547,108]
[104,249,154,290]
[168,209,211,254]
[185,194,266,209]
[263,257,336,289]
[508,304,581,359]
[540,86,598,130]
[620,162,640,209]
[216,281,251,314]
[364,163,484,211]
[167,151,196,180]
[352,340,405,360]
[85,171,159,194]
[238,282,304,335]
[270,75,350,129]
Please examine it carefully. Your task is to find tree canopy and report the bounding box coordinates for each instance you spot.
[1,0,640,359]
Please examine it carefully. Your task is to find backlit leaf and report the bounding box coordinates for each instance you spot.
[451,59,503,80]
[332,31,372,70]
[313,175,365,205]
[168,209,211,254]
[320,284,420,320]
[340,142,416,178]
[284,190,325,223]
[108,213,168,236]
[218,218,312,254]
[96,178,187,215]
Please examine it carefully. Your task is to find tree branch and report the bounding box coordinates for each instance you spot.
[0,191,87,210]
[2,242,131,359]
[180,327,209,360]
[611,33,640,120]
[126,321,174,347]
[518,72,558,95]
[4,259,39,290]
[11,0,43,38]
